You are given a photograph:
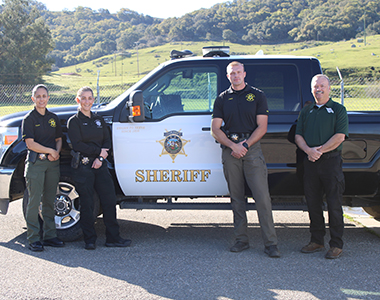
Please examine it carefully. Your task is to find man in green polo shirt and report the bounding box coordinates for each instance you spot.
[295,74,348,259]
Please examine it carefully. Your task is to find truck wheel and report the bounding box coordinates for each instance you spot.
[362,206,380,221]
[22,176,100,242]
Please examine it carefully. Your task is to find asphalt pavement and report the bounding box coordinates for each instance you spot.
[0,199,380,300]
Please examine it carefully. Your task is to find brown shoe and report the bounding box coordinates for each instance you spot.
[325,247,342,259]
[301,242,325,253]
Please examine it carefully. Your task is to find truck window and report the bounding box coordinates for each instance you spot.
[143,67,218,119]
[245,64,301,112]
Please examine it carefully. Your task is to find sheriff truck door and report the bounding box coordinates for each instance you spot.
[113,65,229,197]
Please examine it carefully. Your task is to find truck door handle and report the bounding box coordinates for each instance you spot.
[202,127,211,131]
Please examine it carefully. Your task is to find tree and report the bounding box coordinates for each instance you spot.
[0,0,54,84]
[223,29,239,43]
[116,29,140,50]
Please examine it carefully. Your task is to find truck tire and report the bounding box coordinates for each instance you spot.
[362,206,380,221]
[22,176,100,242]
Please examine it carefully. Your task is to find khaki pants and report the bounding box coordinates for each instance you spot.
[222,142,277,247]
[25,159,60,243]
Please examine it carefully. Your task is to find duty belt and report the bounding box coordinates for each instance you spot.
[227,132,251,143]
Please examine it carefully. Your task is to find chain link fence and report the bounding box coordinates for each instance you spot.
[0,83,133,117]
[330,78,380,111]
[0,78,379,117]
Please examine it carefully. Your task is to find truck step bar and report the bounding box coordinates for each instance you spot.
[119,201,310,211]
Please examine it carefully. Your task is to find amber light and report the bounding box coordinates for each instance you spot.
[4,135,17,145]
[132,106,141,117]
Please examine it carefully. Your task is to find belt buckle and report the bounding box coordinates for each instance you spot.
[230,133,239,142]
[81,157,90,165]
[38,154,47,161]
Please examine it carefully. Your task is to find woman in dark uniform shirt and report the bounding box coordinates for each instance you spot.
[22,84,64,251]
[67,86,131,250]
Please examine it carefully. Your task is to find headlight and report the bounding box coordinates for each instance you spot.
[0,127,19,160]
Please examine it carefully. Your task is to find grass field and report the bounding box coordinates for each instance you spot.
[45,35,380,87]
[0,104,71,116]
[44,36,380,113]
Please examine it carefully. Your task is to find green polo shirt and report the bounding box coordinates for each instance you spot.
[296,98,348,152]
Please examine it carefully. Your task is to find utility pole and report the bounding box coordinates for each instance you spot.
[364,12,366,46]
[135,42,140,78]
[97,70,100,105]
[114,53,117,76]
[121,60,123,84]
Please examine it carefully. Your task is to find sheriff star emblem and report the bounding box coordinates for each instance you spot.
[48,118,56,128]
[157,129,190,163]
[246,93,255,102]
[230,133,239,142]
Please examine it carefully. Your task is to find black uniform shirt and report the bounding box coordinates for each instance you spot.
[21,107,62,149]
[67,111,111,157]
[212,84,269,133]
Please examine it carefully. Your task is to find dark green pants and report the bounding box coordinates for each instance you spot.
[25,159,60,244]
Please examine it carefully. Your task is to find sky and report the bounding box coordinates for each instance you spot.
[39,0,223,19]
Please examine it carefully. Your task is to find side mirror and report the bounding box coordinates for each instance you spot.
[128,90,145,122]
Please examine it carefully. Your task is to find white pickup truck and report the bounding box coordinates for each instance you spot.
[1,46,380,241]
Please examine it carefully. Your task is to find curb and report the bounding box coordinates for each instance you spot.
[344,208,380,238]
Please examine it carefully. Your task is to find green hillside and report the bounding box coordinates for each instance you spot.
[44,35,380,88]
[39,0,380,69]
[290,35,380,78]
[3,0,380,85]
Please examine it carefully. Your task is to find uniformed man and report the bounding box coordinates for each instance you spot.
[211,61,280,257]
[22,84,64,251]
[295,74,348,259]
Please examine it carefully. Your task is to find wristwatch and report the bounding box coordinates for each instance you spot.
[98,156,104,162]
[242,142,249,150]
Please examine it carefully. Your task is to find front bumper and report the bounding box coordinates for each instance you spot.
[0,166,16,214]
